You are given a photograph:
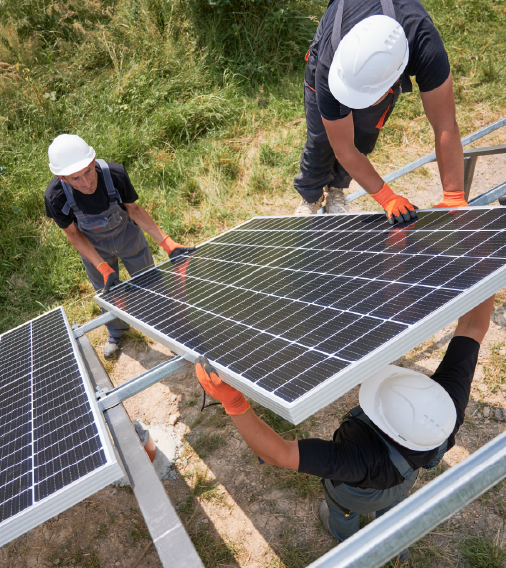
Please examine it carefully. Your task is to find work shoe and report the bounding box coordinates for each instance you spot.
[104,339,122,360]
[294,196,324,215]
[324,186,349,214]
[319,500,332,536]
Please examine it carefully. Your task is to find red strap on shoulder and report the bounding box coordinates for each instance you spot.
[305,50,309,62]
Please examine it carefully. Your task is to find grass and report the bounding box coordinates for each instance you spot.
[253,403,311,440]
[44,540,100,568]
[192,431,226,458]
[483,343,506,393]
[1,0,506,332]
[190,524,239,568]
[460,536,506,568]
[263,466,321,499]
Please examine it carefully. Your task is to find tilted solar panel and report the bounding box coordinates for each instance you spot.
[0,307,122,546]
[96,208,506,423]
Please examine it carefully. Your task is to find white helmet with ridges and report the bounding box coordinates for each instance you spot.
[329,14,409,110]
[48,134,95,176]
[359,365,457,451]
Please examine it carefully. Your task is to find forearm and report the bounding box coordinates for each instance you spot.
[335,149,384,195]
[434,120,464,193]
[231,409,299,470]
[126,204,167,243]
[454,295,495,344]
[65,228,104,266]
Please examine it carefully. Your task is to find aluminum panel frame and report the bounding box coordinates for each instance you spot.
[95,208,506,424]
[0,307,123,547]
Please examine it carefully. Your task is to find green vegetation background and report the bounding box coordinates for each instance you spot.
[1,0,505,332]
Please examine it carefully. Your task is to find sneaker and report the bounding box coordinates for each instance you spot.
[319,500,332,536]
[369,511,377,521]
[294,196,324,215]
[324,186,349,214]
[104,339,121,360]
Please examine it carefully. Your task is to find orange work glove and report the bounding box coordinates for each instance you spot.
[433,190,468,209]
[372,183,418,225]
[97,262,121,292]
[160,236,196,259]
[195,357,250,416]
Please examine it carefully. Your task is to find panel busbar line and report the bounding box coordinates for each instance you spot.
[96,208,506,423]
[0,307,122,547]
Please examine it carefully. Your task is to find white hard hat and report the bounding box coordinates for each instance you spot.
[329,15,409,110]
[48,134,95,176]
[359,365,456,451]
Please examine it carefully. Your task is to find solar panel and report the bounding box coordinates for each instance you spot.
[95,207,506,423]
[0,307,122,547]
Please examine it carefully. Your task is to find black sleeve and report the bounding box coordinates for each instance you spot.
[409,17,450,92]
[108,163,138,204]
[315,61,351,122]
[431,336,480,444]
[44,181,74,229]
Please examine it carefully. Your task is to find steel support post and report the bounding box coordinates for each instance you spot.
[97,356,192,412]
[463,155,478,201]
[77,335,204,568]
[305,429,506,568]
[73,311,117,337]
[468,180,506,206]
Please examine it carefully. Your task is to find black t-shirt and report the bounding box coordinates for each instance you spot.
[298,336,479,489]
[44,161,138,229]
[312,0,451,120]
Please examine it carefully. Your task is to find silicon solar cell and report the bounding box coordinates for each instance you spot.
[0,307,122,547]
[96,208,506,423]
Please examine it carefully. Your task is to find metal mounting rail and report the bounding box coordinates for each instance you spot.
[96,356,191,411]
[77,335,204,568]
[73,311,117,337]
[347,115,506,203]
[306,429,506,568]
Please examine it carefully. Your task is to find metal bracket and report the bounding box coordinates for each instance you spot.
[97,356,191,412]
[73,311,118,337]
[95,385,110,400]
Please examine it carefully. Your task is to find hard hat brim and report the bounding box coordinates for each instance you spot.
[359,365,448,451]
[49,148,96,176]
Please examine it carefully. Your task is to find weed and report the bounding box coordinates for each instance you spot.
[483,343,506,392]
[268,542,328,568]
[44,540,100,568]
[192,432,226,458]
[190,524,238,568]
[95,522,109,539]
[187,466,222,502]
[253,404,310,440]
[130,520,151,545]
[263,466,321,499]
[205,405,228,429]
[460,535,506,568]
[421,462,447,483]
[121,329,153,350]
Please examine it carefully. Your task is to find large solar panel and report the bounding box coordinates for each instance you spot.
[95,207,506,423]
[0,307,122,546]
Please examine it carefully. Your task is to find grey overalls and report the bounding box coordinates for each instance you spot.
[323,406,447,542]
[294,0,404,203]
[61,159,154,342]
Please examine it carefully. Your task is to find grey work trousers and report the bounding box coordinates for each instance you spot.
[323,470,419,542]
[81,219,154,342]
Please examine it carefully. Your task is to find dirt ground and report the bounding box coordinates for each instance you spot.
[2,142,506,568]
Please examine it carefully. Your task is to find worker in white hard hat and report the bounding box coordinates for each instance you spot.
[193,295,495,561]
[45,134,195,359]
[294,0,468,222]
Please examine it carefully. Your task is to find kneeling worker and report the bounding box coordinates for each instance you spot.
[45,134,194,359]
[195,297,494,561]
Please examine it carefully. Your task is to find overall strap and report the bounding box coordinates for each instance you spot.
[346,406,414,480]
[380,0,396,19]
[331,0,397,53]
[61,180,80,215]
[331,0,345,52]
[96,159,122,204]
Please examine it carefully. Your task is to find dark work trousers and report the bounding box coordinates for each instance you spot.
[294,54,400,203]
[323,470,418,542]
[80,219,154,342]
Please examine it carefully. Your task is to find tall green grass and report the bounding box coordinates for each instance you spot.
[1,0,506,332]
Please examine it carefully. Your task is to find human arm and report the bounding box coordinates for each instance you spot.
[454,294,495,344]
[195,357,299,469]
[231,410,300,469]
[123,202,195,257]
[420,73,467,208]
[322,114,416,223]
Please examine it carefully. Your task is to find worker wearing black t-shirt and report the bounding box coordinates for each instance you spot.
[194,296,494,561]
[45,134,194,359]
[294,0,468,221]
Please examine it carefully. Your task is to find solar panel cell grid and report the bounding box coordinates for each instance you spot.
[97,208,506,421]
[0,308,108,527]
